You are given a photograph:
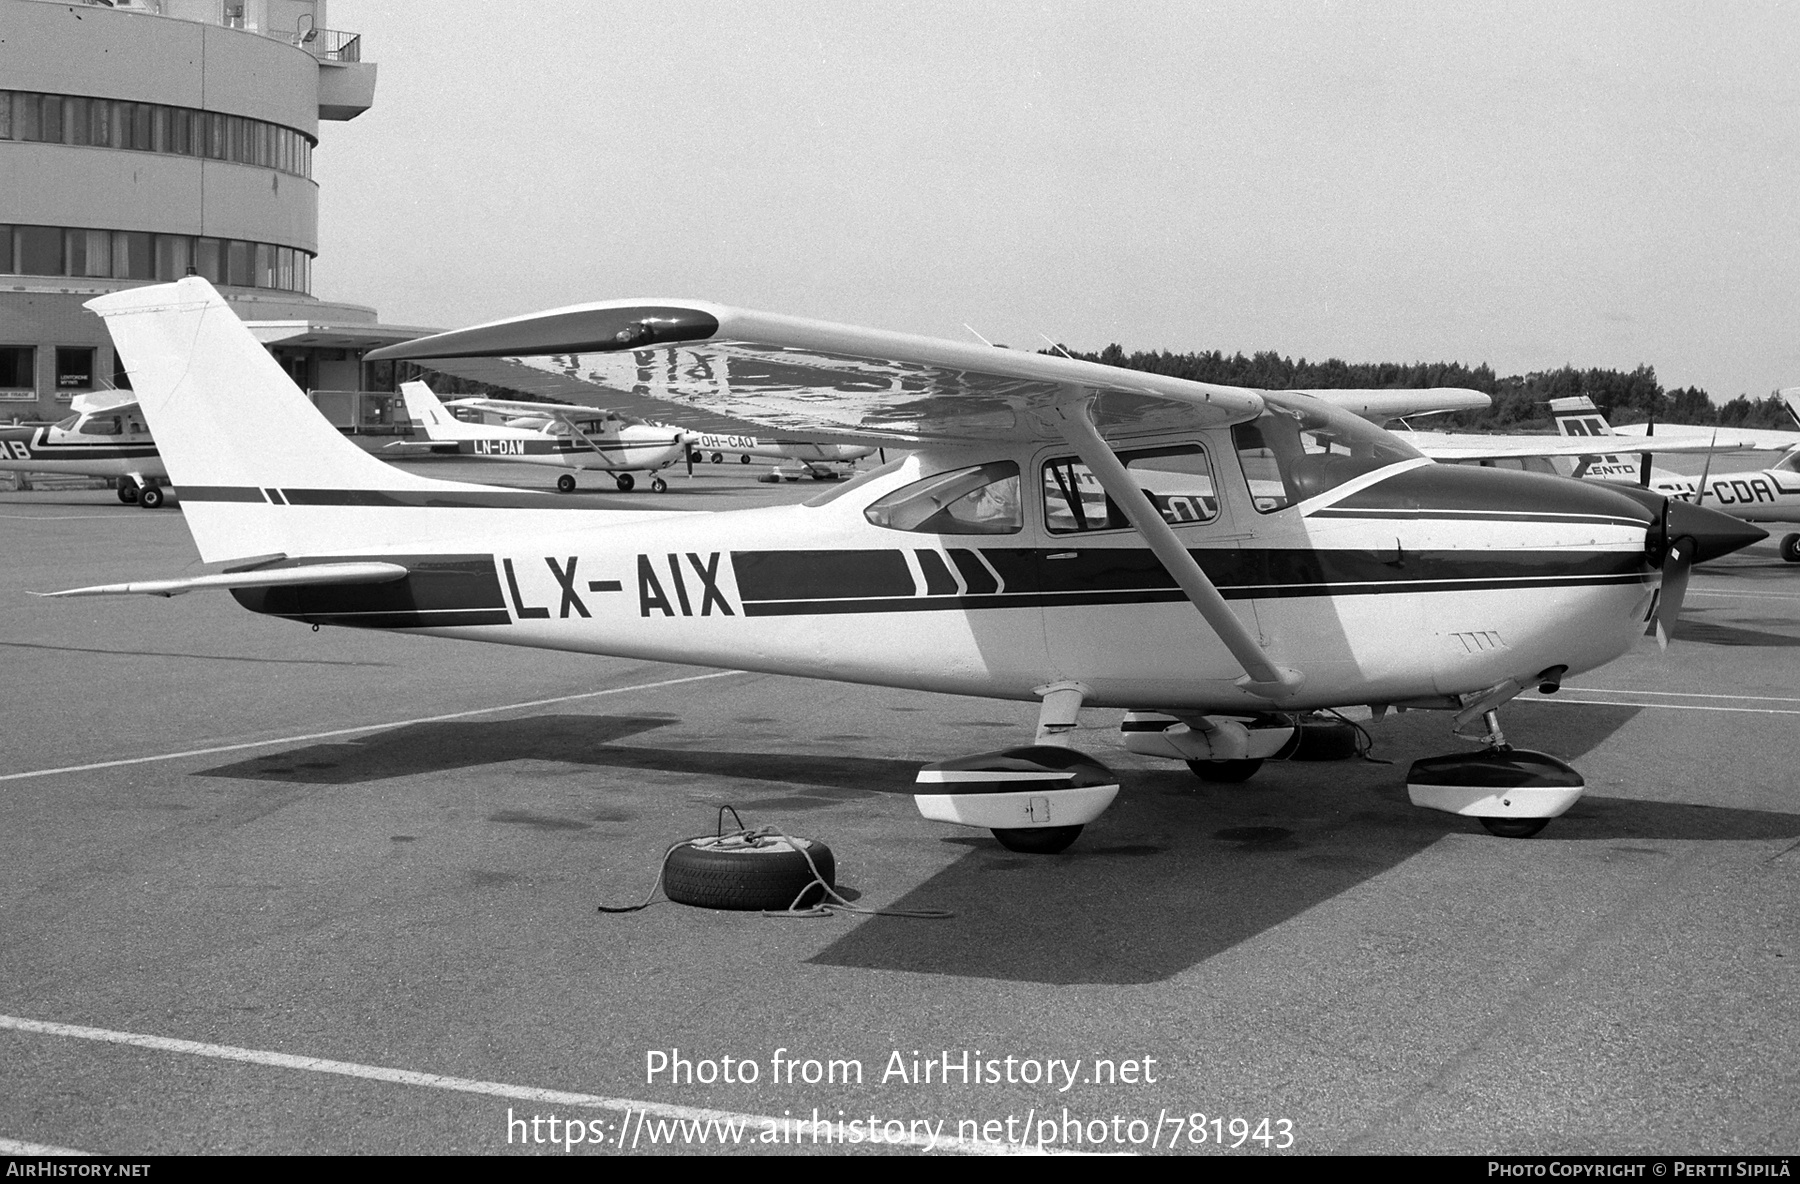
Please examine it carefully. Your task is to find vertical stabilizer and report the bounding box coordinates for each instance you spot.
[400,380,486,441]
[85,278,498,562]
[1548,396,1614,438]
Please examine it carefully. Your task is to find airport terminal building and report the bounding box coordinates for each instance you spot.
[0,0,427,424]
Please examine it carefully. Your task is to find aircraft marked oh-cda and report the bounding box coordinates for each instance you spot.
[48,279,1765,852]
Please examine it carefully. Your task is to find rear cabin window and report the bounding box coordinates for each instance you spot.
[863,461,1022,534]
[1233,395,1423,513]
[1041,445,1219,534]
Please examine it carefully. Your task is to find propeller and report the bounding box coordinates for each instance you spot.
[1638,415,1653,487]
[1692,427,1718,506]
[1646,512,1695,651]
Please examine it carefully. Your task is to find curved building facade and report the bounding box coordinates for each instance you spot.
[0,0,422,418]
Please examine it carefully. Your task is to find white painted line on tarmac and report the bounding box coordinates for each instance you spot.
[1566,687,1800,703]
[0,513,149,521]
[1522,698,1800,716]
[1687,588,1800,602]
[0,1136,90,1155]
[0,1014,1065,1156]
[0,670,747,784]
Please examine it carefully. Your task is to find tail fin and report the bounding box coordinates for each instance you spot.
[400,380,486,440]
[86,278,492,562]
[1780,387,1800,430]
[1548,396,1615,438]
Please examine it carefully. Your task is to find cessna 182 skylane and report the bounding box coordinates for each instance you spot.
[51,278,1765,853]
[0,389,171,507]
[390,381,688,493]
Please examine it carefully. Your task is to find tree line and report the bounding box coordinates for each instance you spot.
[1061,344,1797,431]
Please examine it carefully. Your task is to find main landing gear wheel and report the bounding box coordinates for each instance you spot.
[614,473,636,492]
[556,473,577,493]
[650,476,668,493]
[661,835,835,910]
[117,481,139,504]
[990,825,1083,854]
[739,454,752,465]
[1781,533,1800,563]
[138,485,165,509]
[1185,758,1264,783]
[1479,817,1550,839]
[710,452,724,464]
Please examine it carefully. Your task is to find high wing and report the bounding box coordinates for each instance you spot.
[1609,423,1800,452]
[366,300,1268,443]
[1300,388,1489,421]
[1392,429,1758,461]
[443,397,627,424]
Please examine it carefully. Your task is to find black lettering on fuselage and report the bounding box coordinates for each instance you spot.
[545,556,590,618]
[502,557,550,619]
[638,554,674,617]
[685,552,733,616]
[665,554,693,616]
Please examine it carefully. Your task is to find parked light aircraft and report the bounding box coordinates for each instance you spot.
[390,381,688,493]
[50,278,1765,853]
[0,390,172,507]
[1549,394,1800,562]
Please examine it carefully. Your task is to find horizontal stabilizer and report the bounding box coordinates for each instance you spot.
[34,561,410,599]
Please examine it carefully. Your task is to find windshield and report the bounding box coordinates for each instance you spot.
[862,461,1022,534]
[1233,393,1423,512]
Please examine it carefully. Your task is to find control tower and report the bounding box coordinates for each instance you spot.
[0,0,428,419]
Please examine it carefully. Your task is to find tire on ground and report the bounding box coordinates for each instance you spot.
[662,836,834,910]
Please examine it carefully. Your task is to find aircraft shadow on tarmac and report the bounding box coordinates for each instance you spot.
[196,713,926,804]
[194,707,1800,987]
[806,784,1800,987]
[1668,613,1800,647]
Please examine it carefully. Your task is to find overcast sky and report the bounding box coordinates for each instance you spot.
[313,1,1800,402]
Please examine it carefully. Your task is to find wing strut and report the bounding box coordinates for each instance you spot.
[1054,397,1304,700]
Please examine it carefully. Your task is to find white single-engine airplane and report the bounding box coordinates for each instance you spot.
[0,390,172,507]
[1548,395,1800,562]
[390,381,689,493]
[52,278,1765,852]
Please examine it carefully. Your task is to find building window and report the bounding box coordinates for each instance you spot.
[1,91,314,178]
[0,225,310,294]
[55,347,96,391]
[0,346,35,395]
[15,225,63,275]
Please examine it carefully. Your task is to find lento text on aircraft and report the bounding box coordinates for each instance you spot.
[499,552,738,620]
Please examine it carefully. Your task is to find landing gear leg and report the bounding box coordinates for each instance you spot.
[1407,672,1583,838]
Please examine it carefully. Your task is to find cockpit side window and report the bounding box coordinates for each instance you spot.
[77,415,122,436]
[1233,395,1422,513]
[864,461,1022,534]
[1041,445,1219,534]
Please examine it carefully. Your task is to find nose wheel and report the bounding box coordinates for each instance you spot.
[650,476,668,493]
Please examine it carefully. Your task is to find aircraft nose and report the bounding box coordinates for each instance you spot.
[1666,499,1769,563]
